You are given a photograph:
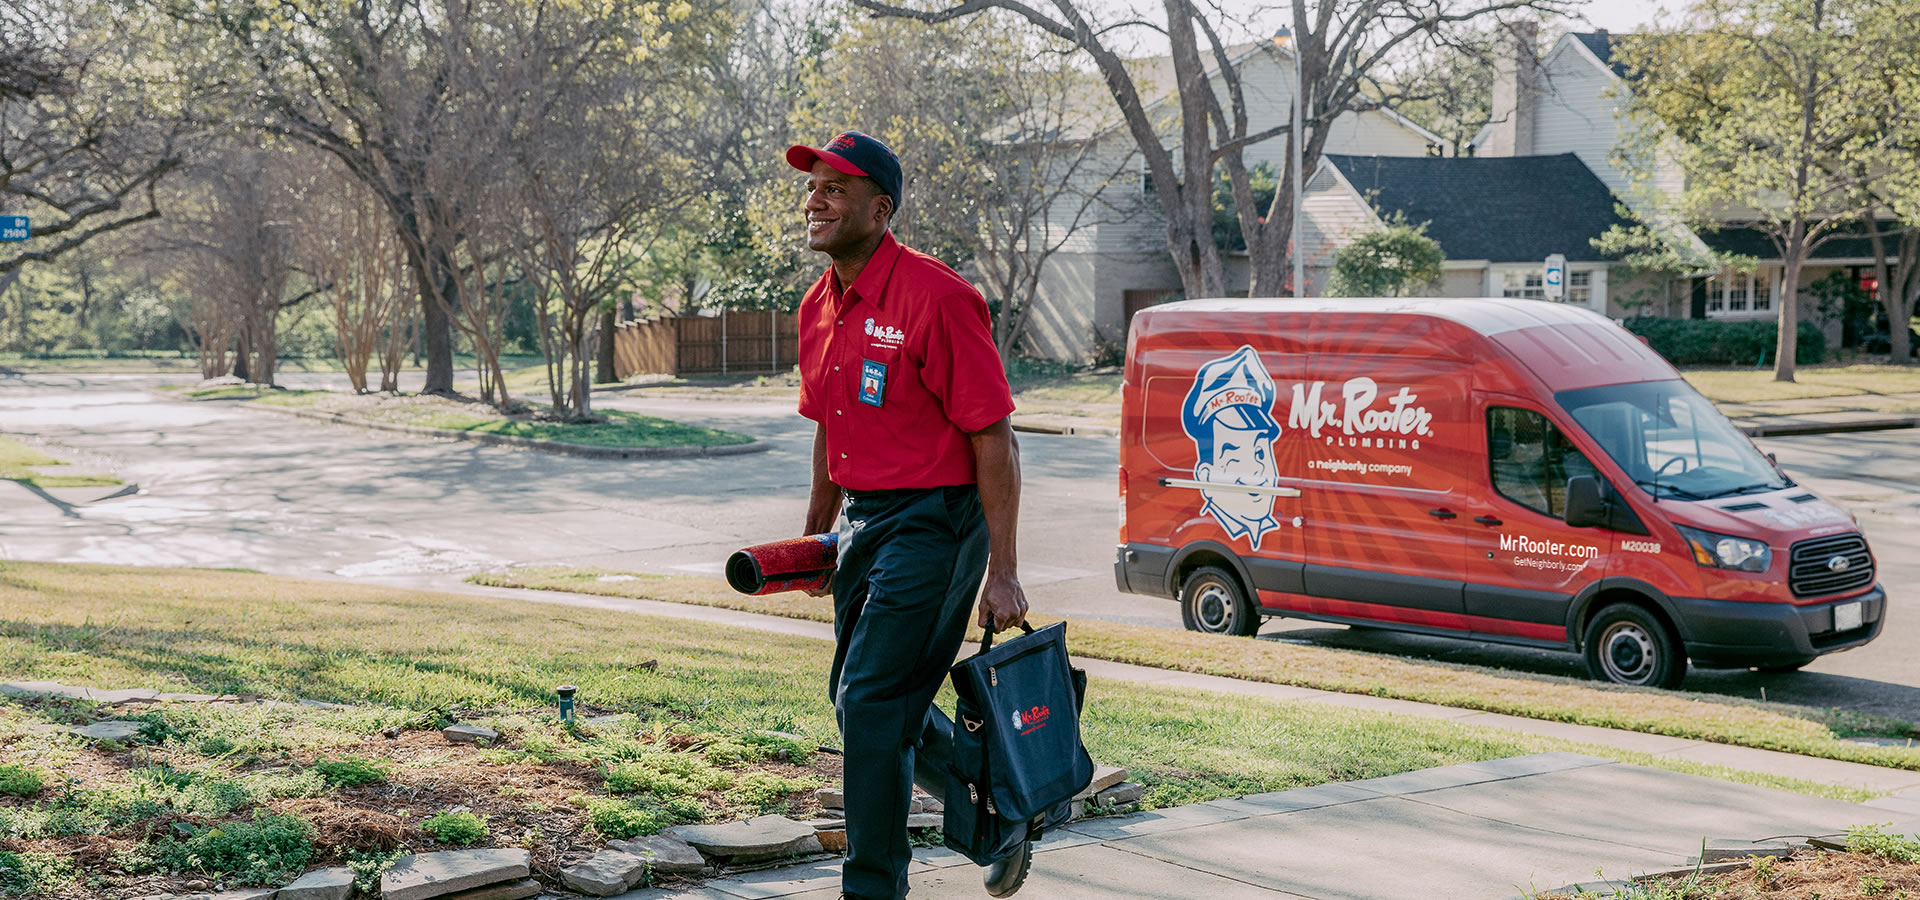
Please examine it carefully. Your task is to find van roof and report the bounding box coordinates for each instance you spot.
[1135,297,1679,391]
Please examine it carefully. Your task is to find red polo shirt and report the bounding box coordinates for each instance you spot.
[798,232,1014,492]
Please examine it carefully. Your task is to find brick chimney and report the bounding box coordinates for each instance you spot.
[1483,21,1541,157]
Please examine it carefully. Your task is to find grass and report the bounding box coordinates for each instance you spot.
[1540,825,1920,899]
[184,388,752,449]
[468,567,1920,775]
[0,434,122,489]
[1683,363,1920,404]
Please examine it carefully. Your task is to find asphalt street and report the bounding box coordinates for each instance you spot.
[2,372,1916,718]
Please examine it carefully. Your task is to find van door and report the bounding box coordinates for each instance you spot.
[1295,357,1472,629]
[1462,399,1614,646]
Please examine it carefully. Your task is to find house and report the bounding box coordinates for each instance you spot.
[1014,42,1442,362]
[1300,153,1639,313]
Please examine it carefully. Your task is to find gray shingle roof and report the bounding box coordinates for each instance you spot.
[1572,31,1631,78]
[1324,153,1633,263]
[1698,224,1886,262]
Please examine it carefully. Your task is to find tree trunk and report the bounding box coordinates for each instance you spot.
[1775,227,1804,382]
[596,307,617,383]
[421,262,458,395]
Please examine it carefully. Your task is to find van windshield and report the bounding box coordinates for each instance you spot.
[1556,380,1791,501]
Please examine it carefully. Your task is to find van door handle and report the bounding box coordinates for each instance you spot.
[1427,508,1457,520]
[1474,516,1503,526]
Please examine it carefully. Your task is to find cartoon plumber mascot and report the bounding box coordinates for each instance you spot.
[1181,345,1283,550]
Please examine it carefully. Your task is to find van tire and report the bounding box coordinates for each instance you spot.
[1583,603,1685,689]
[1180,566,1259,637]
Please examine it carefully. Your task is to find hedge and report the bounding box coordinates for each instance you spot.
[1622,317,1826,367]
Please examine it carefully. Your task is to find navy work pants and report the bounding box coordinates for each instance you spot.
[831,484,987,900]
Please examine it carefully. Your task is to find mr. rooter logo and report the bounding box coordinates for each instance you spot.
[1011,705,1051,735]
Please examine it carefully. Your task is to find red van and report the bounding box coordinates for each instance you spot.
[1114,298,1884,687]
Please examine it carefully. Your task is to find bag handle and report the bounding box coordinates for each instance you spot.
[979,620,1035,654]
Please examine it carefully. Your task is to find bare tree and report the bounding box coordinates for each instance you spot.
[852,0,1570,299]
[298,160,412,393]
[1,1,188,287]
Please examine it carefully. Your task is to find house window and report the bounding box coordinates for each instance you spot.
[1567,271,1592,305]
[1752,274,1772,312]
[1502,271,1546,300]
[1707,270,1771,318]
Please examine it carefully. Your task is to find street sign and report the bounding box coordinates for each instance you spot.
[0,217,27,242]
[1543,253,1566,301]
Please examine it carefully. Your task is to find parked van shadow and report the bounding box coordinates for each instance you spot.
[1263,622,1920,723]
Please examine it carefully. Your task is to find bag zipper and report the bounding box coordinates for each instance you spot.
[989,666,997,687]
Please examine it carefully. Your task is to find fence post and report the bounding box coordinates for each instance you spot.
[721,308,728,375]
[769,308,778,374]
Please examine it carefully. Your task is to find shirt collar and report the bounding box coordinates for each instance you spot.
[833,231,902,311]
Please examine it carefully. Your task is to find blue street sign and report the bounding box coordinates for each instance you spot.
[0,217,28,242]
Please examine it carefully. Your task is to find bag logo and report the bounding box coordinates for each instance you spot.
[1011,704,1051,734]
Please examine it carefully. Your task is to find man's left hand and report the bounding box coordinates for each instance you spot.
[977,570,1028,632]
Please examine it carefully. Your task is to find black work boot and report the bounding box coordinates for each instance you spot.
[981,837,1032,897]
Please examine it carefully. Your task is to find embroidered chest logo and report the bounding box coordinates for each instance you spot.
[864,317,906,349]
[1011,705,1051,735]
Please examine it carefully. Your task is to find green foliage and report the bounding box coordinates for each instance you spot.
[1808,269,1878,336]
[1847,824,1920,863]
[740,731,815,766]
[723,772,821,815]
[0,764,45,797]
[347,848,409,895]
[1212,163,1278,253]
[1624,317,1827,366]
[313,755,390,787]
[586,798,668,840]
[153,811,316,884]
[422,811,489,846]
[1325,216,1446,297]
[0,850,74,896]
[702,738,750,768]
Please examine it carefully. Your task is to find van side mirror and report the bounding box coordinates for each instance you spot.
[1564,476,1609,528]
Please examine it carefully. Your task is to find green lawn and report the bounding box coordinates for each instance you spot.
[1683,364,1920,404]
[186,388,752,449]
[0,435,122,489]
[471,568,1920,775]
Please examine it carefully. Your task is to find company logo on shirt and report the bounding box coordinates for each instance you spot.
[1011,704,1051,734]
[864,317,906,348]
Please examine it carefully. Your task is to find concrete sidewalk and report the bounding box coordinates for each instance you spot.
[620,754,1920,900]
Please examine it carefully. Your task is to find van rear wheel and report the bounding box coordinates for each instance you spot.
[1180,566,1259,637]
[1583,603,1685,689]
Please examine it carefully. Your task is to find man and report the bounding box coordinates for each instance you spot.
[1182,345,1283,550]
[786,131,1032,900]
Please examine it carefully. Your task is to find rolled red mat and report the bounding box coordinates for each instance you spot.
[727,533,840,596]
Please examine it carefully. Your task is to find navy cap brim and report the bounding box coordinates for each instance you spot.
[786,145,869,178]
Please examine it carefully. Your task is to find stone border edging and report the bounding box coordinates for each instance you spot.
[227,401,769,460]
[1735,415,1919,437]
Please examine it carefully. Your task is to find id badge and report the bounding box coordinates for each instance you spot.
[859,359,887,407]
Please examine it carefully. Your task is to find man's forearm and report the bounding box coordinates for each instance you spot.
[805,423,843,535]
[970,419,1021,576]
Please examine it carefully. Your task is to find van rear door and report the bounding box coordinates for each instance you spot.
[1462,397,1614,645]
[1296,356,1474,629]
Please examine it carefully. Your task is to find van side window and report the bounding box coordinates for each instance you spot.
[1488,407,1599,519]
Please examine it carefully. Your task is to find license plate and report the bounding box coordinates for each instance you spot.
[1834,601,1863,632]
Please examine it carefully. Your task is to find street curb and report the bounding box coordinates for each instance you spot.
[231,402,770,460]
[1735,416,1919,437]
[1011,418,1119,437]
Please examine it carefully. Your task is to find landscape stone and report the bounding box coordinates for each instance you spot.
[607,835,707,875]
[156,890,278,900]
[70,720,147,742]
[381,848,531,900]
[917,795,944,814]
[1,681,89,700]
[1698,839,1797,863]
[441,724,499,744]
[88,688,160,705]
[815,828,847,853]
[905,813,943,830]
[559,851,649,896]
[434,879,541,900]
[1094,782,1144,806]
[155,693,221,703]
[814,787,844,809]
[1078,765,1127,798]
[667,815,816,860]
[720,833,822,864]
[278,866,355,900]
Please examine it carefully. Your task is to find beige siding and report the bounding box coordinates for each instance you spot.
[1531,38,1683,204]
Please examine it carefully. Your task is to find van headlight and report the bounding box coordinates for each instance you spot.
[1675,525,1771,572]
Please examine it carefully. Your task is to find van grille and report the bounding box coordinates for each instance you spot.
[1788,534,1874,598]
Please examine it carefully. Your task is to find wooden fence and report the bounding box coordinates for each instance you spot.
[612,311,801,379]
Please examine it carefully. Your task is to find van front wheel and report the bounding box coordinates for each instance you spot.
[1180,566,1259,637]
[1583,604,1685,689]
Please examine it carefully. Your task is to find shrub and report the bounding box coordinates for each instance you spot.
[347,849,408,895]
[1623,317,1827,366]
[313,755,390,787]
[739,731,815,766]
[0,850,73,896]
[155,811,316,885]
[422,811,489,846]
[1847,824,1920,863]
[0,764,44,797]
[586,799,665,840]
[723,773,820,816]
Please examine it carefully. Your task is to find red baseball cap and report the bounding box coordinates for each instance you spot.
[786,131,903,210]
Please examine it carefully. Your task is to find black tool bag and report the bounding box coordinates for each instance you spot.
[943,621,1093,866]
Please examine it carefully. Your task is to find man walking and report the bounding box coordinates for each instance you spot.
[787,131,1032,900]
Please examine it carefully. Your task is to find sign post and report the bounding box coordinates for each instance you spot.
[0,217,28,242]
[1543,253,1566,301]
